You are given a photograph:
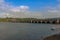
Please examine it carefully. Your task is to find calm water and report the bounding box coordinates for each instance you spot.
[0,23,60,40]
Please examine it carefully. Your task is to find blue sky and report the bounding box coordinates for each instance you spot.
[5,0,58,11]
[0,0,60,18]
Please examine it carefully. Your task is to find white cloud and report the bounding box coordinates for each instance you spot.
[40,5,60,18]
[9,6,29,12]
[0,0,43,18]
[0,0,4,3]
[20,6,29,10]
[2,0,60,18]
[48,10,59,13]
[47,9,60,18]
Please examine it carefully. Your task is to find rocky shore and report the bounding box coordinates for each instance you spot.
[44,34,60,40]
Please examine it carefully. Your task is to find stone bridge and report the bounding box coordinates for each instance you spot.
[27,19,60,24]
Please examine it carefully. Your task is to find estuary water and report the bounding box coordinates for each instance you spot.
[0,23,60,40]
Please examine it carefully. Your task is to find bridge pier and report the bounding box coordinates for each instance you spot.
[33,21,35,23]
[49,21,53,24]
[36,21,38,23]
[56,19,60,24]
[31,20,33,23]
[40,21,43,23]
[45,21,47,23]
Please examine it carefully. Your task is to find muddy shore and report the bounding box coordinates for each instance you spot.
[44,34,60,40]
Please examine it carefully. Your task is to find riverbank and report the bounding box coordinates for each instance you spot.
[44,34,60,40]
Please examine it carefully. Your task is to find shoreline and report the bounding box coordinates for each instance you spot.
[44,34,60,40]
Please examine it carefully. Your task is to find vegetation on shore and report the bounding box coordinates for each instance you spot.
[0,18,40,22]
[0,17,59,23]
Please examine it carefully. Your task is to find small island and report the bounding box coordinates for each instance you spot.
[44,34,60,40]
